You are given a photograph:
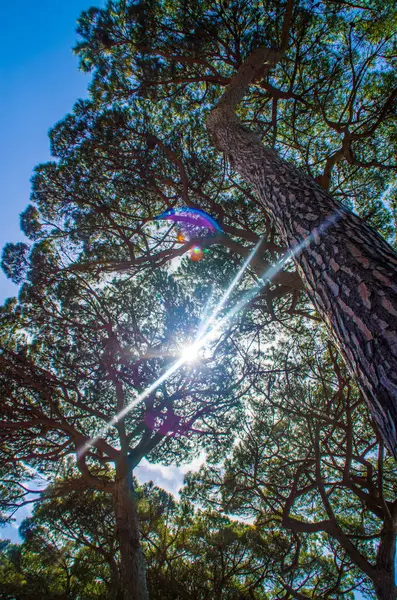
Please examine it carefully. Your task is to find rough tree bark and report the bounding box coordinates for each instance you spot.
[113,464,148,600]
[207,47,397,460]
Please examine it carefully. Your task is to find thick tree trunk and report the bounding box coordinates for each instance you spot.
[207,51,397,459]
[113,473,148,600]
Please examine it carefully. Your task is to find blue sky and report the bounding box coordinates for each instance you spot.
[0,0,105,303]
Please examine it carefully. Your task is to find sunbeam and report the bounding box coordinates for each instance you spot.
[79,238,263,457]
[212,209,341,327]
[79,211,340,457]
[194,237,264,341]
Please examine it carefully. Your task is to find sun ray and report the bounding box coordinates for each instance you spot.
[80,211,340,457]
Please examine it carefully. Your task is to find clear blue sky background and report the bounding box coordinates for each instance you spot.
[0,0,105,304]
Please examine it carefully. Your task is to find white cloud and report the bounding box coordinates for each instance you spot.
[135,453,206,497]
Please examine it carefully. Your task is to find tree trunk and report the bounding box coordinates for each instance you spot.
[207,52,397,459]
[373,577,397,600]
[107,553,122,599]
[113,473,148,600]
[373,524,397,600]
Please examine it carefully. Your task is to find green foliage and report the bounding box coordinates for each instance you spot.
[183,326,397,598]
[1,0,397,598]
[1,243,30,284]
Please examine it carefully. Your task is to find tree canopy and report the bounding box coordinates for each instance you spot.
[1,0,397,598]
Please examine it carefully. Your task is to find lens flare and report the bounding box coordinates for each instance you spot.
[177,232,185,243]
[155,207,222,233]
[156,207,222,261]
[190,246,204,261]
[80,210,340,457]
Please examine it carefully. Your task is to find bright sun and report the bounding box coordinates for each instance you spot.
[180,342,200,363]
